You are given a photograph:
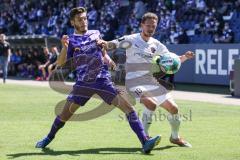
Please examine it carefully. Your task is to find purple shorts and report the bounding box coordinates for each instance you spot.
[67,78,118,106]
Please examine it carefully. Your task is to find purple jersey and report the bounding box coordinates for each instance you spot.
[67,30,111,82]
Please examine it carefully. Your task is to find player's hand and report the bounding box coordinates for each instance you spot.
[96,39,108,50]
[184,51,195,59]
[61,35,69,48]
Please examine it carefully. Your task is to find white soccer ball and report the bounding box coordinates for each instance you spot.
[152,52,181,74]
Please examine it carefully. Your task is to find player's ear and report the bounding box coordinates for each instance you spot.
[140,22,144,29]
[70,20,74,26]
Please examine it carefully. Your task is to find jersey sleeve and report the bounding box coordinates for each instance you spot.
[110,35,133,48]
[96,30,102,39]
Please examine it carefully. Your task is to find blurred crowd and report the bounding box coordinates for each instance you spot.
[1,0,240,80]
[0,0,240,44]
[8,46,58,80]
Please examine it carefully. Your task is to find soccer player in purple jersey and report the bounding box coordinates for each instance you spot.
[35,7,160,154]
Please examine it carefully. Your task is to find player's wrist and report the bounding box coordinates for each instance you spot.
[183,53,190,60]
[107,42,116,50]
[184,54,189,60]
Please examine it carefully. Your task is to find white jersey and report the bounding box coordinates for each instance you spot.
[112,33,169,66]
[112,33,172,106]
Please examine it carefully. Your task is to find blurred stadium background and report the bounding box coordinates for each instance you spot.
[0,1,240,160]
[0,0,240,95]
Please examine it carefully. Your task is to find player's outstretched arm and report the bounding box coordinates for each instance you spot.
[96,39,117,51]
[179,51,195,63]
[96,39,117,69]
[57,35,69,67]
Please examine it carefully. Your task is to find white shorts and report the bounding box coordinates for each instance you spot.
[125,71,173,106]
[127,84,172,106]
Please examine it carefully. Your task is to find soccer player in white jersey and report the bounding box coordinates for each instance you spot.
[97,12,194,147]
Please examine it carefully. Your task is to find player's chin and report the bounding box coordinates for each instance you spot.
[80,28,88,33]
[80,25,88,31]
[147,32,154,37]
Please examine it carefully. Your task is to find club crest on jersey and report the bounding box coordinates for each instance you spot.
[74,47,81,52]
[150,47,156,53]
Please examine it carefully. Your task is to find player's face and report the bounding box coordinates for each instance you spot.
[141,19,157,37]
[71,12,88,34]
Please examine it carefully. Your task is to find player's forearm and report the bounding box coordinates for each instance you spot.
[57,47,67,67]
[103,53,113,64]
[180,51,195,63]
[103,50,116,69]
[96,39,117,51]
[106,41,117,50]
[179,55,188,63]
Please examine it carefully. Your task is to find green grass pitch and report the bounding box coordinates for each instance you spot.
[0,84,239,160]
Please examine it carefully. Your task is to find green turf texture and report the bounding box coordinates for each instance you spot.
[0,84,239,160]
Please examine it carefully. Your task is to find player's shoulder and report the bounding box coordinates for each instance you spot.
[68,34,75,39]
[120,33,140,41]
[150,37,161,44]
[126,33,139,39]
[69,30,100,37]
[150,37,166,47]
[88,30,100,35]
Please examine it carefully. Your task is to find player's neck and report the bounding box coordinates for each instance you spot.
[140,32,150,42]
[74,29,88,35]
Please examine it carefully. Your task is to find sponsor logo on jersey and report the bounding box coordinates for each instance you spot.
[151,47,156,53]
[134,52,153,59]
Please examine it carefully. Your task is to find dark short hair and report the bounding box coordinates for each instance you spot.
[70,7,87,20]
[141,12,158,23]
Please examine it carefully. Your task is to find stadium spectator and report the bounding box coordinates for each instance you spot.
[236,0,240,12]
[196,0,207,12]
[37,47,51,81]
[0,34,11,83]
[133,0,146,20]
[47,46,59,80]
[8,49,19,76]
[169,27,179,44]
[178,29,190,44]
[24,49,38,78]
[195,22,206,35]
[14,49,25,77]
[12,48,33,78]
[218,22,234,43]
[87,4,98,28]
